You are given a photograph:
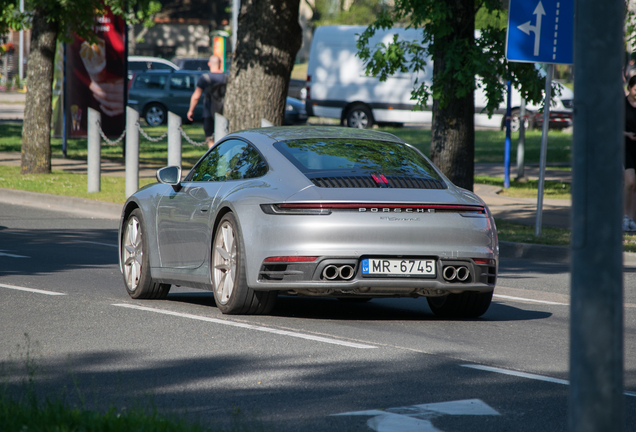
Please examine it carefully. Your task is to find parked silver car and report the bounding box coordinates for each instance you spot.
[119,127,498,317]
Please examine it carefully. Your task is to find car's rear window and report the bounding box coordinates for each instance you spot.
[273,138,445,188]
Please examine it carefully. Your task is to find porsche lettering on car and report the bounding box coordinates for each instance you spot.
[119,127,498,317]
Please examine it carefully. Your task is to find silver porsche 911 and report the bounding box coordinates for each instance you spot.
[118,126,498,317]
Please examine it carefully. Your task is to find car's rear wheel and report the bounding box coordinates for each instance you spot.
[144,103,167,126]
[122,209,171,299]
[346,104,373,129]
[427,291,493,318]
[212,213,277,315]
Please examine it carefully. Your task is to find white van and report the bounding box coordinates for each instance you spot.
[305,25,573,130]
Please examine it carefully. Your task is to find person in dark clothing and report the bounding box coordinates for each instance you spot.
[624,75,636,231]
[187,55,225,148]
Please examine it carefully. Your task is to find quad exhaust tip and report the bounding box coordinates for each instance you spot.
[443,265,470,282]
[323,264,355,281]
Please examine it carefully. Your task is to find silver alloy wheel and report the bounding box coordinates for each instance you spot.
[123,216,143,291]
[348,110,368,129]
[145,105,165,126]
[213,220,237,305]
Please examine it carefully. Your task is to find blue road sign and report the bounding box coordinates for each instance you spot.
[506,0,573,64]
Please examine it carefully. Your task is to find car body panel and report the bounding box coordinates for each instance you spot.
[119,126,498,299]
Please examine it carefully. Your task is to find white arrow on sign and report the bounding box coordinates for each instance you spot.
[517,1,546,56]
[333,399,500,432]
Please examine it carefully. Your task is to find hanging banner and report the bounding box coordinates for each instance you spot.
[65,8,125,138]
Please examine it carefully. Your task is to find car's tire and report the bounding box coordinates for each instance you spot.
[427,290,493,318]
[144,103,167,127]
[501,108,534,132]
[121,209,171,299]
[346,104,373,129]
[211,213,277,315]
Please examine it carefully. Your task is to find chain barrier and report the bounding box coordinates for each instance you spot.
[96,120,126,146]
[95,118,207,146]
[178,125,209,147]
[136,121,168,142]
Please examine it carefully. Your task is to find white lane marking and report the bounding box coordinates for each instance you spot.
[0,250,30,258]
[0,283,66,296]
[73,241,118,248]
[113,303,377,349]
[462,364,569,385]
[462,365,636,398]
[334,399,499,432]
[493,294,568,306]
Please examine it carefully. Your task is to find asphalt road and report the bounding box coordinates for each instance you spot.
[1,202,635,432]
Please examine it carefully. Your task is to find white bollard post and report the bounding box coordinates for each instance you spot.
[125,107,140,198]
[261,118,274,127]
[87,107,101,193]
[215,113,229,142]
[168,111,182,167]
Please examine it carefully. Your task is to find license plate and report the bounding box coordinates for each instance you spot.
[361,258,436,277]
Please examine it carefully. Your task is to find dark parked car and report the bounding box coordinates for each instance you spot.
[128,69,205,126]
[127,56,178,81]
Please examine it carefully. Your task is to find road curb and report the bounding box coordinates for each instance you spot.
[0,188,122,220]
[499,240,636,267]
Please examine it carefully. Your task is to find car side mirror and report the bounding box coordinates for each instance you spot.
[156,166,182,191]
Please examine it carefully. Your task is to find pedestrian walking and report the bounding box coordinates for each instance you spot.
[623,75,636,231]
[187,55,226,148]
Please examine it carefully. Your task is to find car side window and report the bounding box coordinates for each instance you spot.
[189,140,268,182]
[169,75,197,91]
[133,73,168,89]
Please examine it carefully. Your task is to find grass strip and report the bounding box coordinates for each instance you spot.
[0,165,155,204]
[1,122,573,166]
[0,395,210,432]
[0,122,209,168]
[475,175,572,200]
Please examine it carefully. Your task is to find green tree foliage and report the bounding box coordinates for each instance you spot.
[356,0,548,190]
[357,1,545,115]
[308,0,387,27]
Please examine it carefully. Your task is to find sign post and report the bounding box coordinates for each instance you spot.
[569,0,624,430]
[506,0,573,236]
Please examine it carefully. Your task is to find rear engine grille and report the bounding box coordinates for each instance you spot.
[311,176,446,189]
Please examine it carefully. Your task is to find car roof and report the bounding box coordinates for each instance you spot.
[128,56,178,69]
[229,126,406,145]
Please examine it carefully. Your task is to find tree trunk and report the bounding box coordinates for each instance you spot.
[225,0,302,131]
[429,0,475,191]
[21,7,58,174]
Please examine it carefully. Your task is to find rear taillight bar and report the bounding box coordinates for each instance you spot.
[260,203,485,215]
